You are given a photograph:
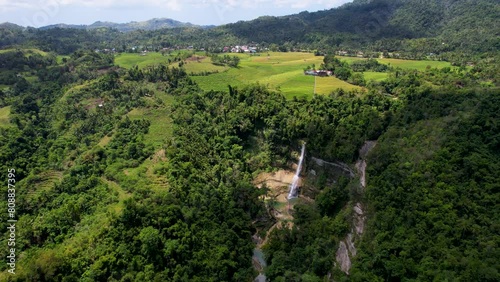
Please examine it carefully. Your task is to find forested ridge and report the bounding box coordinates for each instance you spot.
[351,88,500,281]
[1,0,499,60]
[0,44,498,281]
[0,0,499,280]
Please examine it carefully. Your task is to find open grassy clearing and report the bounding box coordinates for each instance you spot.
[336,56,453,71]
[315,76,363,95]
[97,135,112,147]
[121,151,169,192]
[378,58,452,70]
[101,177,131,213]
[56,55,70,64]
[127,107,172,148]
[115,51,183,69]
[0,106,11,128]
[181,56,228,73]
[22,73,38,83]
[0,48,49,56]
[335,56,367,64]
[363,71,389,81]
[126,86,174,149]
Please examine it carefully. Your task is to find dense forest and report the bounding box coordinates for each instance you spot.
[0,0,499,281]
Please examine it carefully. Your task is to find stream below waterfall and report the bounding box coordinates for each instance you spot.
[253,249,267,281]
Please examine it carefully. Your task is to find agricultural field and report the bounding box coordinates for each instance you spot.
[363,71,389,82]
[336,56,453,71]
[192,52,361,99]
[126,84,175,149]
[115,52,180,69]
[114,51,361,98]
[114,51,453,98]
[378,58,452,70]
[314,76,363,94]
[181,56,228,74]
[127,107,173,148]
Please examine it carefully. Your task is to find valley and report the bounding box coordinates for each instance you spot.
[0,0,498,281]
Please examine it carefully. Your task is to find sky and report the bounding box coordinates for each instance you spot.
[0,0,352,27]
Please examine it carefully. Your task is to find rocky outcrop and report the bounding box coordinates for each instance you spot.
[353,202,366,236]
[335,241,351,274]
[335,141,376,274]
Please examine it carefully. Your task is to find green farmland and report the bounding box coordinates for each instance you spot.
[191,52,362,99]
[114,51,455,99]
[182,56,228,74]
[115,52,176,69]
[336,56,453,71]
[115,51,362,98]
[378,58,452,70]
[363,72,389,82]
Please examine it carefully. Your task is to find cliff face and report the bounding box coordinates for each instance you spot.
[336,141,376,274]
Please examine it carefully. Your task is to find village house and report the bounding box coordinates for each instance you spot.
[304,70,333,76]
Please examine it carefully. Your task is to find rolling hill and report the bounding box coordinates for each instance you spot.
[39,18,199,32]
[1,0,498,56]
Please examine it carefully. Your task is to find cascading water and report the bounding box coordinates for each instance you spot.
[287,143,305,199]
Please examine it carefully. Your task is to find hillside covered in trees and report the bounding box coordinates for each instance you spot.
[0,0,499,281]
[1,0,499,58]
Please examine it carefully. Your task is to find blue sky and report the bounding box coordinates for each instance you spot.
[0,0,352,27]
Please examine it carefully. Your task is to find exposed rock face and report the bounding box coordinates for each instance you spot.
[353,202,366,236]
[355,141,376,190]
[355,160,367,189]
[359,141,377,159]
[335,241,351,274]
[336,232,358,274]
[346,233,356,257]
[335,141,376,274]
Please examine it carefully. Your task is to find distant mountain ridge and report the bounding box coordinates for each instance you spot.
[218,0,499,52]
[0,22,24,30]
[0,0,498,55]
[39,18,200,32]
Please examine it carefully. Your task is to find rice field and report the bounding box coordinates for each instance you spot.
[191,52,361,99]
[363,72,389,82]
[115,51,453,99]
[336,56,453,71]
[115,52,175,69]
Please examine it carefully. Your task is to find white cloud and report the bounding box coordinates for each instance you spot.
[0,0,352,26]
[0,0,36,12]
[0,0,349,11]
[187,0,349,9]
[0,0,183,11]
[185,0,349,21]
[274,0,350,9]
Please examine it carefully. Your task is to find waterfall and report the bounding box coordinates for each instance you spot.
[287,143,305,199]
